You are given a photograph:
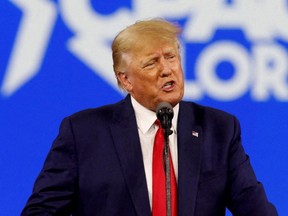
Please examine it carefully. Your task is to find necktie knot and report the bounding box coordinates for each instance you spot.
[155,119,162,128]
[155,119,173,136]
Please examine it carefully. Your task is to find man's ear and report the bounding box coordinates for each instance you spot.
[117,72,132,92]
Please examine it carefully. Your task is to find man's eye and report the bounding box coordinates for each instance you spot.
[144,62,155,68]
[167,55,176,60]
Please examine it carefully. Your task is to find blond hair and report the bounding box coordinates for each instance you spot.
[112,18,182,88]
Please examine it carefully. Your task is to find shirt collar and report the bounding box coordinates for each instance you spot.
[131,96,179,134]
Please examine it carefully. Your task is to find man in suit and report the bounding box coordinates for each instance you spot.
[21,18,277,215]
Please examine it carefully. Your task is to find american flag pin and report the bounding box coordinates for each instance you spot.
[192,131,199,137]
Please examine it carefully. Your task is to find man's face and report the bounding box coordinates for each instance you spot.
[118,41,184,111]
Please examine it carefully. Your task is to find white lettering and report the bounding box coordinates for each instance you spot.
[195,41,250,101]
[252,43,288,100]
[1,0,57,96]
[184,0,288,42]
[134,0,193,18]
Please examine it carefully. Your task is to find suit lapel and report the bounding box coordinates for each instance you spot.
[110,96,151,216]
[177,102,202,216]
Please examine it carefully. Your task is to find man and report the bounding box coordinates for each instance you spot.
[21,18,277,215]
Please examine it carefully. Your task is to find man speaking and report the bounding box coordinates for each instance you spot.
[21,18,277,216]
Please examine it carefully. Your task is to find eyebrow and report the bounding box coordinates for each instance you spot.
[140,55,159,66]
[142,48,177,61]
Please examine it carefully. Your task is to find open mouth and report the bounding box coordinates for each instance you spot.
[162,81,175,90]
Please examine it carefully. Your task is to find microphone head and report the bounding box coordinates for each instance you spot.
[156,102,174,129]
[156,102,173,116]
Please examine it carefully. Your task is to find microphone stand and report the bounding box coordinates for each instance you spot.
[162,115,173,216]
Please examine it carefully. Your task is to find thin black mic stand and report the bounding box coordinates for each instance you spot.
[163,114,173,216]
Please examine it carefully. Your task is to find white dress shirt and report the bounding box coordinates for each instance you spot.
[131,96,179,209]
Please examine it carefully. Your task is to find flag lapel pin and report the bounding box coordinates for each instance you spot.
[192,131,199,137]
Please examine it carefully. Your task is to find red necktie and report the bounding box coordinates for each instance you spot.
[152,120,177,216]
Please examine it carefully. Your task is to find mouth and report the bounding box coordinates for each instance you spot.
[162,80,175,91]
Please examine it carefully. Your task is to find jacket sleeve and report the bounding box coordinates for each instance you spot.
[226,116,278,216]
[21,117,77,216]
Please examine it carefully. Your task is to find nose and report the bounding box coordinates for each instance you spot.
[159,58,172,77]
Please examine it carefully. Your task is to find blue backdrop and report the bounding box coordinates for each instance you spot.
[1,0,287,215]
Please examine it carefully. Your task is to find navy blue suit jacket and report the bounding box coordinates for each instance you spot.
[22,95,277,216]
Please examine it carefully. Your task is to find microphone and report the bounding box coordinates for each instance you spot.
[156,102,174,216]
[156,102,174,131]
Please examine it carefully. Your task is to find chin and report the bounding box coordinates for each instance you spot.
[165,96,182,107]
[155,91,183,106]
